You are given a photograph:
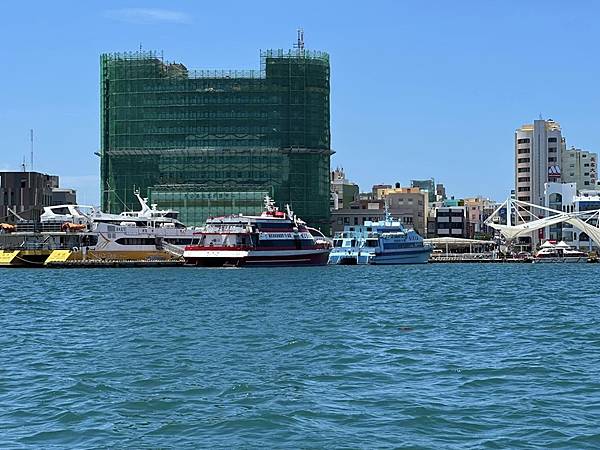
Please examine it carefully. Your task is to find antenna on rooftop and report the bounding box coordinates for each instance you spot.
[294,28,304,50]
[30,129,34,172]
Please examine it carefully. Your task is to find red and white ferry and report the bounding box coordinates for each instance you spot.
[183,197,331,267]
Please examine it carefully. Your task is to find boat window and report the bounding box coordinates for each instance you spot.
[365,239,379,247]
[115,238,156,246]
[333,239,342,247]
[165,238,194,245]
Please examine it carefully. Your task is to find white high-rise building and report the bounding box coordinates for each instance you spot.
[515,119,564,210]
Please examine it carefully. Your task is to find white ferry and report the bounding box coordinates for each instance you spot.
[328,209,432,265]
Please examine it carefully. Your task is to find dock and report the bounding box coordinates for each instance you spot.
[44,259,185,268]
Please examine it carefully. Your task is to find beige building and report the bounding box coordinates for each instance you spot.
[384,188,428,236]
[463,196,498,237]
[515,119,564,208]
[561,147,598,191]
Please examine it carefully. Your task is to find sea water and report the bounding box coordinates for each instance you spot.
[1,264,599,448]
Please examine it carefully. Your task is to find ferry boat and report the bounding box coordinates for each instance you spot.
[533,240,589,263]
[183,197,330,267]
[328,209,432,265]
[0,193,195,265]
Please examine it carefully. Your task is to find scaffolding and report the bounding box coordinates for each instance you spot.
[100,48,331,231]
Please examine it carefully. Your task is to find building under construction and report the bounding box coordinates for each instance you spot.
[100,45,331,231]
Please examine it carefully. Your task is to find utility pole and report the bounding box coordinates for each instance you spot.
[30,129,34,172]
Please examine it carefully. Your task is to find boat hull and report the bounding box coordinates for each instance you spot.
[532,257,588,263]
[183,248,330,267]
[371,248,432,265]
[328,247,431,265]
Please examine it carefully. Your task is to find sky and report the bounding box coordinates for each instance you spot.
[1,0,600,205]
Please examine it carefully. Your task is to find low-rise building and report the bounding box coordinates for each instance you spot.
[331,199,385,234]
[410,178,436,203]
[372,184,393,200]
[385,188,428,236]
[0,171,75,222]
[436,183,447,202]
[464,196,499,239]
[330,167,359,210]
[434,206,468,238]
[330,188,428,236]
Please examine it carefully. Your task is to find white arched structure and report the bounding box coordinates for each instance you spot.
[484,197,600,247]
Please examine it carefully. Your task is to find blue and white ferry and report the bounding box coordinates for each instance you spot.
[328,211,432,265]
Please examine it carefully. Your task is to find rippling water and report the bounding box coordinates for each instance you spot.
[1,264,600,448]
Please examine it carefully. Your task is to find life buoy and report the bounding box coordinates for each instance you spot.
[72,246,79,252]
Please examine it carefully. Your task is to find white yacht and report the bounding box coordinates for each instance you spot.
[1,193,195,261]
[533,240,589,263]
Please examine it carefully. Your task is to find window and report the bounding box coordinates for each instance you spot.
[517,138,530,144]
[585,181,590,185]
[585,172,590,176]
[518,196,530,201]
[518,158,530,163]
[584,163,590,167]
[353,217,359,225]
[518,177,530,182]
[583,154,588,158]
[548,157,557,162]
[518,148,530,154]
[548,137,557,142]
[518,168,530,173]
[549,147,557,153]
[518,187,530,192]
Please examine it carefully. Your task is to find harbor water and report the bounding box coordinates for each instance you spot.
[1,264,599,448]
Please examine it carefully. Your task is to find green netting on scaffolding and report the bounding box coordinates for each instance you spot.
[100,49,331,232]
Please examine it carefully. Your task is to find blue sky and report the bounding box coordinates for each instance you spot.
[1,0,599,205]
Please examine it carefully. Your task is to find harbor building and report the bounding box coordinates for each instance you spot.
[100,45,331,231]
[330,167,359,210]
[561,147,598,191]
[0,171,76,223]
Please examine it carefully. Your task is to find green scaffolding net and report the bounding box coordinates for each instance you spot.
[100,49,331,232]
